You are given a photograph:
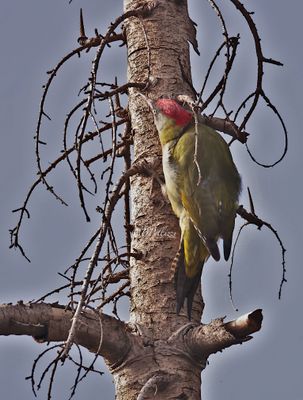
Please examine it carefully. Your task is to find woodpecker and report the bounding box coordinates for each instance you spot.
[147,97,241,318]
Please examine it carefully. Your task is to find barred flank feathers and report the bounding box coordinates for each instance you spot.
[174,244,203,320]
[171,246,182,279]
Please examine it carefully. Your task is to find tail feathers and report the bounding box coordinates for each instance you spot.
[174,245,203,320]
[205,238,220,261]
[222,218,235,261]
[185,270,203,320]
[223,235,232,261]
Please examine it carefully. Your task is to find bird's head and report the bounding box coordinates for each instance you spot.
[140,96,193,143]
[153,98,193,129]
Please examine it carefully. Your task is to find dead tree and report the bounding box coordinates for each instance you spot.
[3,1,287,399]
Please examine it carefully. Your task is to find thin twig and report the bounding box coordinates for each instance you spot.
[61,162,152,360]
[236,205,287,299]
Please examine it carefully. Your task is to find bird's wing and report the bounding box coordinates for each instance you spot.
[175,124,241,261]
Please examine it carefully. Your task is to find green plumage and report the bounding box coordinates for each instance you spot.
[152,99,241,318]
[175,123,241,260]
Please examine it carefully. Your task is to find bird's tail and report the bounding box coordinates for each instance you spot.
[173,243,204,320]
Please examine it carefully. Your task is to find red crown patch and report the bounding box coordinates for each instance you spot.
[155,99,192,127]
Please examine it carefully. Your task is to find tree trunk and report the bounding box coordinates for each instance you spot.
[114,0,213,398]
[125,0,200,330]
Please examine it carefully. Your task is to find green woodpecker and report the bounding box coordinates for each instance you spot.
[148,98,242,318]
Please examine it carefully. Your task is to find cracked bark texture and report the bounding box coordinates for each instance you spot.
[115,0,204,398]
[125,0,201,329]
[0,303,130,366]
[0,303,261,399]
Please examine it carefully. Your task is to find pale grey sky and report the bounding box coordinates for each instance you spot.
[1,1,302,399]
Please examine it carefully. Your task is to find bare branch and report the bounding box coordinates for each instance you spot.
[245,91,288,167]
[201,115,249,143]
[0,303,130,364]
[62,161,155,359]
[10,118,128,259]
[236,205,287,298]
[199,36,239,112]
[225,309,263,338]
[185,308,262,358]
